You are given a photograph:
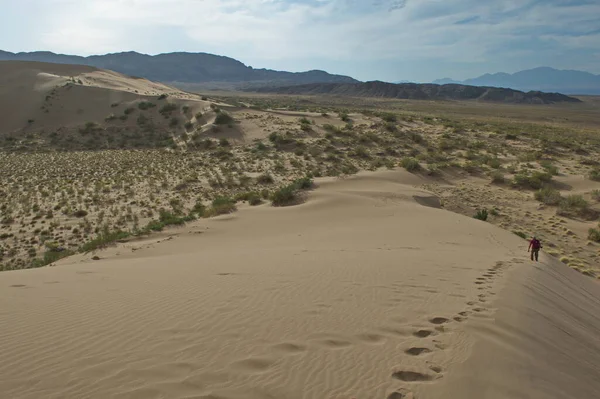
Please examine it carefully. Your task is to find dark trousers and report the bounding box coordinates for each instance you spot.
[531,248,539,261]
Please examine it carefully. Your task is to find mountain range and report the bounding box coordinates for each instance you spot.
[249,81,580,104]
[433,67,600,95]
[0,50,357,86]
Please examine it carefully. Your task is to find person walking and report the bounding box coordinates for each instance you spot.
[528,236,542,262]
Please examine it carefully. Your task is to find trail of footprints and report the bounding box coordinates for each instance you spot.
[386,260,513,399]
[210,261,515,399]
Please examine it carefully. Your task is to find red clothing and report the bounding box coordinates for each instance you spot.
[529,239,541,250]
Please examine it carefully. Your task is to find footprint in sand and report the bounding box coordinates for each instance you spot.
[405,347,432,356]
[413,329,435,338]
[429,317,449,325]
[392,370,437,382]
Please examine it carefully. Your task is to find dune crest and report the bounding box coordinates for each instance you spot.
[2,170,598,398]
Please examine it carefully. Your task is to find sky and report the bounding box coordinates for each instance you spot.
[1,0,600,82]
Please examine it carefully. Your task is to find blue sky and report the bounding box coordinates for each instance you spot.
[1,0,600,82]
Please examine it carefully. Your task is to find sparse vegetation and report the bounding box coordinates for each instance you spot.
[271,177,314,207]
[401,157,421,172]
[535,186,562,205]
[473,209,488,221]
[214,112,235,125]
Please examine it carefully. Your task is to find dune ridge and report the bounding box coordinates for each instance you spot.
[2,170,598,398]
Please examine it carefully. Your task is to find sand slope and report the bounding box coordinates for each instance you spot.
[0,61,202,134]
[0,170,599,399]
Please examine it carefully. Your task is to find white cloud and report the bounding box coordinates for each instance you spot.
[4,0,599,79]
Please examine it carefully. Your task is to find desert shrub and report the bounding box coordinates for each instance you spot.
[73,209,88,218]
[512,171,552,190]
[214,112,234,125]
[589,168,600,181]
[558,195,596,219]
[170,117,179,127]
[589,225,600,242]
[37,248,75,267]
[159,103,178,115]
[124,107,136,115]
[294,176,315,190]
[159,210,187,226]
[234,191,263,206]
[540,160,559,176]
[473,209,488,221]
[80,226,130,253]
[534,186,562,205]
[339,112,350,122]
[184,121,194,131]
[257,173,275,184]
[271,177,314,207]
[138,101,155,110]
[191,199,206,217]
[182,105,190,114]
[206,196,237,216]
[401,157,420,172]
[490,170,505,184]
[379,113,397,123]
[592,190,600,202]
[195,112,203,120]
[158,94,168,100]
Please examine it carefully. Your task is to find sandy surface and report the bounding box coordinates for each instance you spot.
[2,170,598,398]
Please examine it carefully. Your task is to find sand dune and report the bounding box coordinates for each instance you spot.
[0,61,204,134]
[2,170,598,398]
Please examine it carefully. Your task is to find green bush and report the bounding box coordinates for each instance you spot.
[271,177,314,207]
[401,157,421,172]
[512,171,552,190]
[490,170,505,184]
[558,195,596,219]
[271,185,298,207]
[535,186,562,205]
[159,103,178,115]
[474,209,488,221]
[73,209,88,218]
[234,191,263,206]
[540,160,559,176]
[80,226,130,253]
[214,112,234,125]
[191,200,206,217]
[138,101,156,110]
[592,189,600,202]
[257,173,274,185]
[589,225,600,242]
[589,168,600,181]
[206,197,237,216]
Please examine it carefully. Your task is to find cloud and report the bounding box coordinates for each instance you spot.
[1,0,599,81]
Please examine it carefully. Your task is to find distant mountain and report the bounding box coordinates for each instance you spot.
[248,81,581,104]
[433,67,600,95]
[0,50,358,86]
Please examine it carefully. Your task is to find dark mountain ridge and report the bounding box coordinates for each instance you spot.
[0,50,358,85]
[248,81,581,104]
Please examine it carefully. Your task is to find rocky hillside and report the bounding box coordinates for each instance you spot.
[0,50,358,86]
[249,81,582,104]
